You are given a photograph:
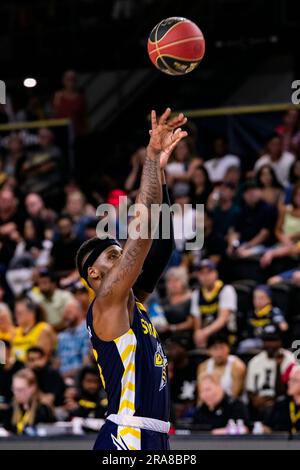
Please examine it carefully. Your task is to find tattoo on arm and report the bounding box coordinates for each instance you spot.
[99,151,162,300]
[100,239,145,298]
[136,153,161,208]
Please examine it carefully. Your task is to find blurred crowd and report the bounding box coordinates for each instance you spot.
[1,75,300,437]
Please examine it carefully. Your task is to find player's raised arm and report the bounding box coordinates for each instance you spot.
[97,108,187,305]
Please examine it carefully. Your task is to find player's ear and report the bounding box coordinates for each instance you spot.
[88,266,100,280]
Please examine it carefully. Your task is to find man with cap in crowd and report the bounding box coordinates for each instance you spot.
[191,259,237,348]
[246,323,296,421]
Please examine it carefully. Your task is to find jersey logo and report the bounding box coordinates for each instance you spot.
[111,434,130,450]
[87,326,92,338]
[154,342,168,391]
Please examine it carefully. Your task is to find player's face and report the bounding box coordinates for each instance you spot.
[95,245,123,276]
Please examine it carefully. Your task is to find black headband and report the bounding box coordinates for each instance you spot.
[80,239,121,283]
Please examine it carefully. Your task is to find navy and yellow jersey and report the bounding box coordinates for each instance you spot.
[248,304,285,337]
[86,299,170,423]
[198,280,224,327]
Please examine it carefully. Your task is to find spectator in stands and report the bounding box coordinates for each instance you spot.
[264,365,300,433]
[284,160,300,205]
[12,297,55,363]
[165,137,197,186]
[30,269,75,330]
[192,260,237,348]
[6,217,48,297]
[198,333,246,398]
[0,188,24,233]
[207,182,240,238]
[172,184,196,255]
[238,285,288,353]
[1,135,26,184]
[246,324,296,421]
[227,180,277,258]
[204,137,240,185]
[0,303,15,342]
[256,164,284,205]
[160,267,194,345]
[0,340,24,408]
[17,128,63,210]
[261,241,300,278]
[50,214,82,279]
[2,368,55,434]
[276,109,300,156]
[193,373,249,433]
[190,164,212,207]
[72,282,91,317]
[26,347,65,407]
[53,70,87,137]
[185,211,227,272]
[166,339,197,421]
[56,300,90,379]
[275,182,300,246]
[68,366,107,419]
[254,135,295,188]
[64,190,95,240]
[15,95,46,122]
[24,192,56,228]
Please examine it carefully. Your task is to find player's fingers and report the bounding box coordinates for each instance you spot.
[158,107,171,125]
[151,110,157,130]
[172,130,188,144]
[167,113,187,130]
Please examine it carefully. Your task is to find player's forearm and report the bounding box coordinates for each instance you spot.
[136,147,162,209]
[134,180,175,295]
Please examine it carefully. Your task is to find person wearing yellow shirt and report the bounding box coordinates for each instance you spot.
[0,302,15,343]
[12,297,56,363]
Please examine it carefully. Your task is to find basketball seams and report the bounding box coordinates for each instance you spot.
[154,19,174,75]
[148,36,204,57]
[149,18,196,44]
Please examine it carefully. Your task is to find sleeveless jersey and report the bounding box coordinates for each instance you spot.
[86,299,170,422]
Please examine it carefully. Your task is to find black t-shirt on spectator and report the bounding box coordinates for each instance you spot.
[2,403,55,433]
[162,298,191,325]
[264,396,300,433]
[34,365,66,406]
[170,361,197,404]
[193,394,249,430]
[0,361,24,404]
[234,201,278,245]
[70,393,107,419]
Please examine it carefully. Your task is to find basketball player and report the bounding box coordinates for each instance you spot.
[76,108,187,450]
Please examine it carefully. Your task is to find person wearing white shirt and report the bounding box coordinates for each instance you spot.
[204,137,240,184]
[246,324,296,420]
[254,135,295,188]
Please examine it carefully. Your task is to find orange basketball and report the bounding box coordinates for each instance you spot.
[147,17,205,76]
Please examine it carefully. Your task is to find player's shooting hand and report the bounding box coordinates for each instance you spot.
[148,108,188,161]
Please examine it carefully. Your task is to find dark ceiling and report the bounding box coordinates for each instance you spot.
[0,0,299,78]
